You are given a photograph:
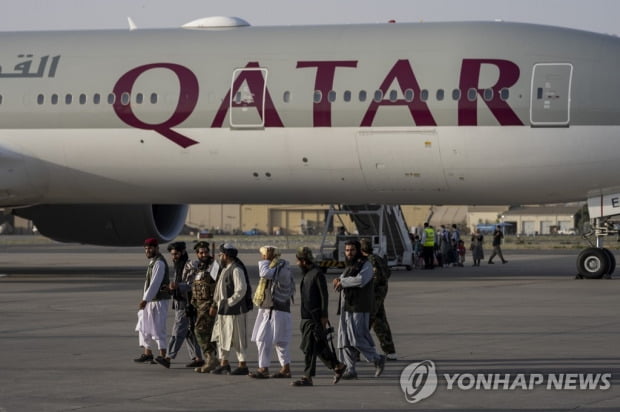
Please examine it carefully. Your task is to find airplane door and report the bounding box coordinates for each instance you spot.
[229,67,267,128]
[530,63,573,126]
[357,129,447,192]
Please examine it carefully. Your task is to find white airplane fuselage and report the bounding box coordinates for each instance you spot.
[2,20,620,244]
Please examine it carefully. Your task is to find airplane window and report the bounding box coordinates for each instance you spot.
[420,89,429,101]
[65,94,72,105]
[500,88,510,101]
[135,93,143,104]
[483,89,493,101]
[343,90,351,102]
[93,94,101,104]
[150,93,157,104]
[37,94,44,105]
[404,89,414,102]
[359,90,367,102]
[436,89,445,101]
[467,88,477,101]
[107,93,115,104]
[79,94,87,105]
[121,93,130,105]
[328,90,337,103]
[389,90,398,102]
[373,90,383,102]
[313,90,322,103]
[283,91,290,103]
[452,89,461,100]
[51,94,59,105]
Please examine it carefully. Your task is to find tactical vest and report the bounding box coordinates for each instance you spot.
[342,257,374,313]
[217,259,253,315]
[145,254,170,301]
[191,258,217,305]
[368,254,390,286]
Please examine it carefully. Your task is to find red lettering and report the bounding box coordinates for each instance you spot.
[296,61,357,126]
[211,62,283,127]
[458,59,522,125]
[360,59,436,127]
[113,63,199,148]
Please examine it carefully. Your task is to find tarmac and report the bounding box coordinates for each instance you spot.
[1,243,620,411]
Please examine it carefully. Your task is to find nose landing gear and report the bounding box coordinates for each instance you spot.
[576,219,616,279]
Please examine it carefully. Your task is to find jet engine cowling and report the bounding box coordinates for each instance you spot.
[14,204,188,246]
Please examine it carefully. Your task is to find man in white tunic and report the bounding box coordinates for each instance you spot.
[332,240,386,379]
[209,243,253,375]
[250,246,294,379]
[134,238,171,366]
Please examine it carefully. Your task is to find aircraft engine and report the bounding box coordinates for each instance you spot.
[14,204,188,246]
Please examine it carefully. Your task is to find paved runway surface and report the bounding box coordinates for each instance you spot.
[1,244,619,411]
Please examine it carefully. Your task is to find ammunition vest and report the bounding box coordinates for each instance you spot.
[191,259,217,304]
[368,254,390,286]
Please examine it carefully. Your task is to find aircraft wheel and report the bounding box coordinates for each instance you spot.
[576,247,609,279]
[602,248,616,276]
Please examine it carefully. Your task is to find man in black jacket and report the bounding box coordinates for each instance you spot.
[292,246,345,387]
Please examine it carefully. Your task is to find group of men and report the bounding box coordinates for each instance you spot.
[135,239,254,374]
[420,223,507,269]
[420,222,463,269]
[133,237,395,386]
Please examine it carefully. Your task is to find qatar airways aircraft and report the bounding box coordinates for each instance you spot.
[1,16,619,277]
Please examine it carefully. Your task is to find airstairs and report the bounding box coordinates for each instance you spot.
[317,204,413,270]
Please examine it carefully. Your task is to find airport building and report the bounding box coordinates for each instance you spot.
[185,204,508,236]
[2,203,583,237]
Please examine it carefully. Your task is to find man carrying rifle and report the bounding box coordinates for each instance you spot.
[292,247,346,387]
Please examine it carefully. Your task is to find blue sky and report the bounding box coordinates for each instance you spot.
[0,0,618,34]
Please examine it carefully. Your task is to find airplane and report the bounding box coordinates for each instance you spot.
[1,16,619,278]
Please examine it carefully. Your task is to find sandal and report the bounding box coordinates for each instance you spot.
[248,369,270,379]
[333,363,347,384]
[271,371,291,379]
[291,377,313,386]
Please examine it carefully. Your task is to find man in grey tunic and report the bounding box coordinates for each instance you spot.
[332,240,386,379]
[209,243,252,375]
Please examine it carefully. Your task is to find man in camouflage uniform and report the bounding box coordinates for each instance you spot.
[165,241,203,368]
[360,238,397,360]
[188,241,219,373]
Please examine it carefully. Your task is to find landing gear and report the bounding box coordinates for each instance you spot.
[576,219,617,279]
[576,247,609,279]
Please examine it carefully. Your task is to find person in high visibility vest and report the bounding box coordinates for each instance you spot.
[421,222,436,269]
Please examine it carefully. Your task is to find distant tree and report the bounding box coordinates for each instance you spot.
[574,204,589,234]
